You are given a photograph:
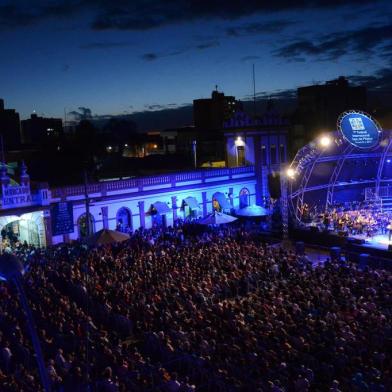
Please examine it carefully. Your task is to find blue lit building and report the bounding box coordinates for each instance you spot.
[0,107,289,246]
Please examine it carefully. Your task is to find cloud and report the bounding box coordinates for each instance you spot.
[141,40,220,61]
[0,1,77,30]
[0,1,382,31]
[79,41,133,50]
[142,53,159,61]
[349,67,392,92]
[241,55,261,62]
[68,106,93,120]
[226,20,296,37]
[273,24,392,61]
[195,41,220,50]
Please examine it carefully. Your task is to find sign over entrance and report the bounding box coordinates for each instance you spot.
[1,185,32,208]
[338,111,381,149]
[51,202,74,235]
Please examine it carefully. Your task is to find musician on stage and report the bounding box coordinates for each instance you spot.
[388,221,392,241]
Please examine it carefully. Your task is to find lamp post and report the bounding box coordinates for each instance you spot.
[0,253,51,392]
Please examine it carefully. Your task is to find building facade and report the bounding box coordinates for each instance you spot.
[224,109,289,205]
[0,110,288,248]
[21,113,63,144]
[0,163,257,247]
[0,99,21,148]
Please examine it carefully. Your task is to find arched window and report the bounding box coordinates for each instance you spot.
[239,188,250,208]
[116,207,132,232]
[77,213,95,238]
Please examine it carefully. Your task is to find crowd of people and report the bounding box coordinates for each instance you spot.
[0,223,391,391]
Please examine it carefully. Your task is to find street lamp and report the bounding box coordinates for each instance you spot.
[0,253,51,391]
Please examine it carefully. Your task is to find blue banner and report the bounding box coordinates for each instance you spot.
[339,112,380,149]
[51,202,74,235]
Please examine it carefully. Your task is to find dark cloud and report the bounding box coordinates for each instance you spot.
[0,1,380,31]
[0,1,77,29]
[244,88,297,101]
[241,55,260,62]
[274,24,392,61]
[79,41,133,50]
[142,53,159,61]
[141,41,220,61]
[226,20,296,37]
[68,106,93,120]
[196,41,220,50]
[144,104,165,110]
[349,67,392,93]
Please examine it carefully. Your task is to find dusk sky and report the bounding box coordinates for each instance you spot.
[1,0,391,121]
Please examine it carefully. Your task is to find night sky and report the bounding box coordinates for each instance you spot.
[1,1,391,122]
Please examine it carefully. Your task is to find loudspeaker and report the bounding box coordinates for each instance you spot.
[268,172,281,199]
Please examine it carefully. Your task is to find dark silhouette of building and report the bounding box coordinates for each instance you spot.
[0,99,21,149]
[193,88,239,129]
[21,113,63,144]
[292,76,367,150]
[293,76,367,152]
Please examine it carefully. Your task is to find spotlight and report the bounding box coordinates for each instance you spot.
[319,135,332,148]
[286,168,296,178]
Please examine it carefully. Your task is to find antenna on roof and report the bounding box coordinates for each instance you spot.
[252,64,256,117]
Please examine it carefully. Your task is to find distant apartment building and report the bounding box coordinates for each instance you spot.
[0,99,21,148]
[193,88,239,129]
[293,76,367,151]
[21,113,63,144]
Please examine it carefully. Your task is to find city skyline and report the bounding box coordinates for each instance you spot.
[1,0,391,121]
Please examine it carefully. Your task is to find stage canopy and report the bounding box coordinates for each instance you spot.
[288,126,392,223]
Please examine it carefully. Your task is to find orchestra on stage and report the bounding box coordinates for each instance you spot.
[300,202,392,242]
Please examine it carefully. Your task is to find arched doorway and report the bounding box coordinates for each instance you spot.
[116,207,132,232]
[1,220,40,247]
[77,213,95,238]
[239,188,250,208]
[0,212,46,248]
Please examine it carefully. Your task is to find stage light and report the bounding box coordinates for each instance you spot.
[387,159,391,163]
[286,168,296,179]
[319,135,332,148]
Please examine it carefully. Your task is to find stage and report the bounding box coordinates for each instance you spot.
[291,227,392,268]
[358,234,392,251]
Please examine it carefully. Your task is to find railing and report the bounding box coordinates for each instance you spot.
[51,166,255,198]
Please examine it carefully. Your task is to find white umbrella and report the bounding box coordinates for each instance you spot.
[197,211,237,225]
[235,205,270,217]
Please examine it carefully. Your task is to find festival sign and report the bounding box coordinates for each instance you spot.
[338,111,381,149]
[51,201,74,235]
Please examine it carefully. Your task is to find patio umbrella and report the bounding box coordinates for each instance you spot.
[197,211,237,225]
[86,229,130,246]
[235,205,270,217]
